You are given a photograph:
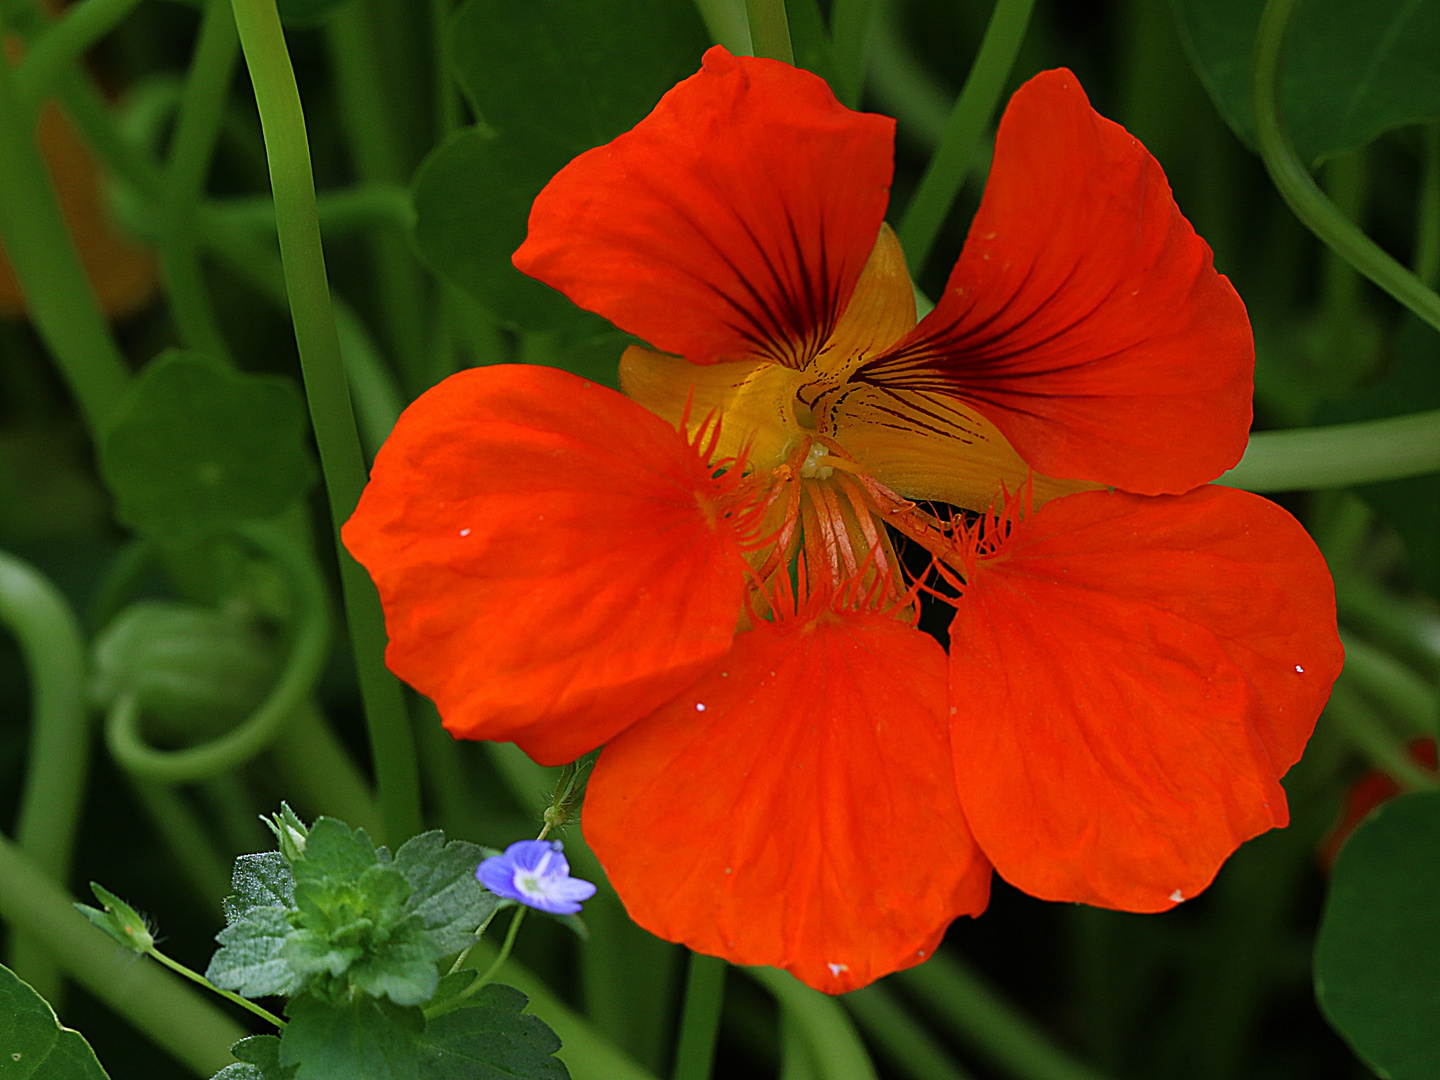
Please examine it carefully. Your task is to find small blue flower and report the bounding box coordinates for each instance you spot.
[476,840,597,915]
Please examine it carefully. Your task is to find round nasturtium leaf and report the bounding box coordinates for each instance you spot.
[1314,789,1440,1080]
[99,351,315,544]
[1170,0,1440,165]
[0,963,111,1079]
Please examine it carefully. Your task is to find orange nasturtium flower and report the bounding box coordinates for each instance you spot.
[344,48,1345,992]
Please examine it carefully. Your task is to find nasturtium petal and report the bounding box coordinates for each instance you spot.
[586,612,992,992]
[856,68,1252,496]
[344,364,751,765]
[947,485,1342,911]
[513,46,895,369]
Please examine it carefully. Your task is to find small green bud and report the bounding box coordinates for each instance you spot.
[76,882,155,954]
[264,803,310,861]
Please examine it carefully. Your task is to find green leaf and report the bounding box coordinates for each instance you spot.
[279,996,424,1080]
[74,882,154,955]
[392,832,505,957]
[419,985,568,1080]
[0,963,111,1080]
[411,127,581,333]
[294,818,380,885]
[1317,318,1440,601]
[1314,790,1440,1079]
[446,0,708,158]
[99,351,316,544]
[413,0,706,333]
[209,904,304,1000]
[208,852,304,999]
[212,1036,297,1080]
[1170,0,1440,164]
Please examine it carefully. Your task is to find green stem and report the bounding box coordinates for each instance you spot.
[1325,683,1440,790]
[867,0,950,148]
[844,984,977,1080]
[779,1012,820,1080]
[229,0,422,845]
[162,0,240,363]
[1217,408,1440,491]
[0,832,245,1075]
[0,549,89,1002]
[1252,0,1440,337]
[268,698,384,835]
[103,524,329,783]
[671,953,727,1080]
[896,0,1035,274]
[324,3,430,395]
[751,968,879,1080]
[427,906,528,1017]
[0,50,129,435]
[745,0,794,63]
[207,184,414,240]
[1340,633,1439,738]
[145,945,286,1029]
[1337,576,1440,676]
[895,953,1114,1080]
[828,0,874,108]
[1417,123,1440,290]
[453,935,660,1080]
[694,0,753,53]
[14,0,145,107]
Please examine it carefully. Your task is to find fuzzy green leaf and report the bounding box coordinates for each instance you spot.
[99,351,315,544]
[279,996,424,1080]
[208,905,304,1000]
[419,984,569,1080]
[0,963,111,1080]
[211,1036,296,1080]
[392,832,504,957]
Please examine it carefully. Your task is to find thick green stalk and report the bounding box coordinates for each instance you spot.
[1252,0,1440,337]
[745,0,794,63]
[229,0,422,844]
[1219,409,1440,491]
[14,0,144,106]
[896,953,1114,1080]
[1,550,89,1002]
[0,52,129,434]
[325,3,430,393]
[752,968,879,1080]
[430,0,460,136]
[671,954,727,1080]
[828,0,874,107]
[0,833,245,1076]
[844,984,977,1080]
[896,0,1035,274]
[162,0,240,363]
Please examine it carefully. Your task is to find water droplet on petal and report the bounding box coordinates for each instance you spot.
[459,528,471,537]
[1169,889,1184,903]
